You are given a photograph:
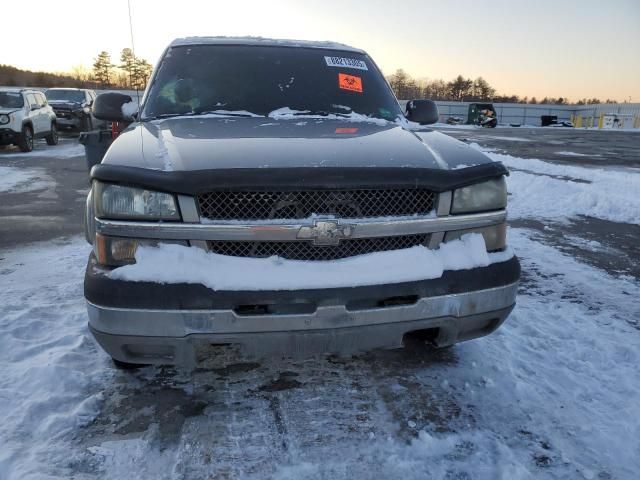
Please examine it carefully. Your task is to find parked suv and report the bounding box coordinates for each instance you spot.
[46,88,99,131]
[0,88,58,152]
[85,37,519,368]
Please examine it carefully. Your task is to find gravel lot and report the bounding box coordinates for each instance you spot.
[1,127,639,479]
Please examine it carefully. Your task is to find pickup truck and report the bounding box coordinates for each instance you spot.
[84,37,519,368]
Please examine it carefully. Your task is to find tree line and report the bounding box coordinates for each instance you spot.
[386,69,618,105]
[0,48,154,90]
[92,49,152,89]
[0,60,622,104]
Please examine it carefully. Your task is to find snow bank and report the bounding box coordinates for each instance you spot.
[110,233,512,291]
[0,238,107,480]
[1,142,84,158]
[452,228,640,479]
[0,165,55,193]
[470,144,640,224]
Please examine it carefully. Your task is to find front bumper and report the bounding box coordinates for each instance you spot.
[0,128,20,145]
[86,254,520,365]
[55,115,82,129]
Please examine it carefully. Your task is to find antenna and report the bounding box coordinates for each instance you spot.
[127,0,141,105]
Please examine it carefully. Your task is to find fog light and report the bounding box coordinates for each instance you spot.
[95,234,187,266]
[444,223,507,251]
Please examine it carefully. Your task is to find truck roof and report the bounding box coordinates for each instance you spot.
[169,36,365,54]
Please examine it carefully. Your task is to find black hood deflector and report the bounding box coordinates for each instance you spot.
[90,162,508,194]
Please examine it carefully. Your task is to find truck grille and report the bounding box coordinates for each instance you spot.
[207,234,430,261]
[197,189,436,220]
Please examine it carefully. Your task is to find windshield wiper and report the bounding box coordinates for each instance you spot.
[193,109,259,118]
[290,110,352,117]
[144,112,196,121]
[145,110,260,121]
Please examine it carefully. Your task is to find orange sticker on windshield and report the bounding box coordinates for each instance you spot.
[338,73,363,93]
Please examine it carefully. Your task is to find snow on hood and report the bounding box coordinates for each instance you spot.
[268,107,390,126]
[109,233,513,291]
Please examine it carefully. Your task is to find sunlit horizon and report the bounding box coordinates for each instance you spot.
[3,0,639,102]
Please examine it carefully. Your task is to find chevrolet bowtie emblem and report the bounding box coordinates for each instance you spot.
[297,220,355,246]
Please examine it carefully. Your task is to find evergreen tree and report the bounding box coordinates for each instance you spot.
[119,48,136,88]
[93,51,114,87]
[132,58,152,89]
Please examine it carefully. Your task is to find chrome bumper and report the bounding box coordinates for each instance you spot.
[95,210,507,242]
[88,282,518,366]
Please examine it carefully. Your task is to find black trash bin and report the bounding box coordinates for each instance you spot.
[79,130,113,174]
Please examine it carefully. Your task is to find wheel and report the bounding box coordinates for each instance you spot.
[111,357,148,370]
[81,114,93,132]
[17,125,34,152]
[45,122,58,145]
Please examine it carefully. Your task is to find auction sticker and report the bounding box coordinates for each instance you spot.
[325,56,368,70]
[338,73,363,93]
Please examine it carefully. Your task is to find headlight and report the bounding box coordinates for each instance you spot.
[94,182,179,220]
[0,114,9,124]
[451,177,507,214]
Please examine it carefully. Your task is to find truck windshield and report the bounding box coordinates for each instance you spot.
[142,45,402,121]
[0,92,24,108]
[46,90,85,103]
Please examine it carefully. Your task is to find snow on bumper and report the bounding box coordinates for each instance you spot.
[85,235,519,365]
[108,233,512,290]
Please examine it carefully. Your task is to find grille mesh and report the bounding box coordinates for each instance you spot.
[207,234,430,261]
[197,189,435,220]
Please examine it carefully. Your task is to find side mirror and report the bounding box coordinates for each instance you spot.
[93,92,134,121]
[405,99,439,125]
[31,104,41,111]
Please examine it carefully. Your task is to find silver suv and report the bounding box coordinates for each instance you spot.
[0,88,58,152]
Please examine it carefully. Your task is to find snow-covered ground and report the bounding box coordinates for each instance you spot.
[0,165,56,193]
[1,145,639,479]
[470,144,640,225]
[0,142,84,158]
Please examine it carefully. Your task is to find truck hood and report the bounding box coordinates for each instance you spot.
[102,117,492,171]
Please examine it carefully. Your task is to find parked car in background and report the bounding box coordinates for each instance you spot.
[0,88,58,152]
[45,88,102,132]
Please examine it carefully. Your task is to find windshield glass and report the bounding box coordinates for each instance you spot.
[46,90,85,103]
[143,45,401,121]
[0,92,24,109]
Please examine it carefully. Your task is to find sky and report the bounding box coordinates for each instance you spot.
[3,0,639,101]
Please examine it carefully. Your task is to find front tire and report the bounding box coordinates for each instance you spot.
[18,125,34,152]
[45,122,58,145]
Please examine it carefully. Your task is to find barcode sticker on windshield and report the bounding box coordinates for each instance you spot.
[324,56,368,71]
